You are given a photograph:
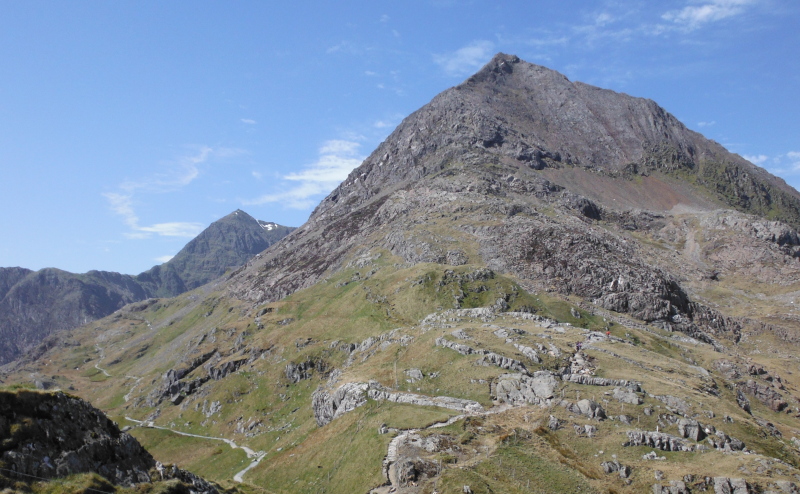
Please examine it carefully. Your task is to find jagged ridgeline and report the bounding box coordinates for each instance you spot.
[5,54,800,493]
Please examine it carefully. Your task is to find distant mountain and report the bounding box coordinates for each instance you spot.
[0,210,294,365]
[136,209,295,297]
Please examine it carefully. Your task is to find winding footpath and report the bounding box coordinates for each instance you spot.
[124,416,266,483]
[92,343,265,483]
[93,345,112,377]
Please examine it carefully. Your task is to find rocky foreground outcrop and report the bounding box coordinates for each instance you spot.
[0,389,217,493]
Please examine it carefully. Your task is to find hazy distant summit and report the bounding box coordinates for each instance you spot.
[136,209,295,297]
[0,210,294,365]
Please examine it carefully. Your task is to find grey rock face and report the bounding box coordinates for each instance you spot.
[613,386,643,404]
[405,368,424,383]
[477,352,529,374]
[367,387,483,413]
[774,481,800,493]
[714,477,750,494]
[0,390,216,492]
[653,481,690,494]
[625,430,691,452]
[492,372,558,406]
[707,430,745,452]
[513,343,541,363]
[577,399,607,420]
[285,357,329,383]
[313,381,483,426]
[677,418,706,442]
[736,389,752,414]
[562,375,642,392]
[653,395,691,415]
[739,379,788,412]
[312,382,370,426]
[395,457,439,487]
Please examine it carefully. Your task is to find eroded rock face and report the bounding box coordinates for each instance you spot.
[285,358,329,383]
[714,477,750,494]
[0,390,216,492]
[739,379,788,412]
[395,457,439,487]
[613,387,643,405]
[625,430,691,452]
[562,375,642,392]
[677,418,706,442]
[653,481,690,494]
[312,382,483,426]
[492,371,558,406]
[577,399,607,420]
[312,382,370,427]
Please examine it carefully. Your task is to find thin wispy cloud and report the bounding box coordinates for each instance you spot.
[118,146,223,194]
[104,147,240,239]
[789,151,800,170]
[743,154,768,165]
[244,139,365,209]
[155,255,174,263]
[241,118,257,125]
[433,40,495,77]
[103,191,204,239]
[754,151,800,177]
[698,121,716,127]
[662,0,757,30]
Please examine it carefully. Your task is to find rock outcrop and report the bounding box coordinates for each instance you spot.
[312,382,483,426]
[625,430,692,452]
[491,372,558,406]
[0,390,217,492]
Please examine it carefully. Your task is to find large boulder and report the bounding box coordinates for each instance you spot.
[677,418,706,442]
[492,371,558,406]
[577,399,607,420]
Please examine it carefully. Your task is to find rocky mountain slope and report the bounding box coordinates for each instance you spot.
[4,54,800,493]
[0,210,293,365]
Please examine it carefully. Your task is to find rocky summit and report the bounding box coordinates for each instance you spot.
[4,54,800,493]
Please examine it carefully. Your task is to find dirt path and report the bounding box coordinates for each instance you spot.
[124,416,265,483]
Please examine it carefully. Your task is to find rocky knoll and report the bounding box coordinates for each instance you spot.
[0,389,217,492]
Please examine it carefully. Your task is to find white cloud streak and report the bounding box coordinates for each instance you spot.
[241,118,257,125]
[743,154,768,165]
[789,151,800,170]
[104,147,235,239]
[244,140,365,209]
[105,190,204,239]
[662,0,757,30]
[433,40,495,77]
[155,255,175,263]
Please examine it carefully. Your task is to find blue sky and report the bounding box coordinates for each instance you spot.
[1,0,798,274]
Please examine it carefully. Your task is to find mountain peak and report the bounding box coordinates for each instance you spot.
[308,55,800,230]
